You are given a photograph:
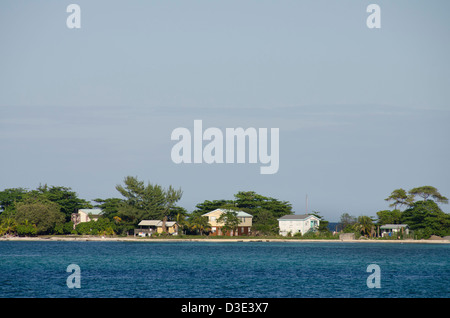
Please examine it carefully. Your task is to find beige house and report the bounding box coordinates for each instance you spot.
[135,220,179,237]
[71,209,102,228]
[202,209,253,236]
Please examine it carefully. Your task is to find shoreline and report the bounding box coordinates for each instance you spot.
[1,236,449,244]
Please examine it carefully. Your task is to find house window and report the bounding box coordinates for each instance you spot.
[212,227,216,233]
[211,216,216,222]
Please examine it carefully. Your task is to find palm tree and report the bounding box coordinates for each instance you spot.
[0,218,17,236]
[189,215,211,236]
[357,216,375,238]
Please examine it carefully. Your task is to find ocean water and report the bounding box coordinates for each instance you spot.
[0,241,448,298]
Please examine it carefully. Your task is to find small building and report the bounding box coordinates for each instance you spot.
[135,220,179,237]
[277,214,320,236]
[380,224,409,237]
[71,208,102,228]
[202,209,253,236]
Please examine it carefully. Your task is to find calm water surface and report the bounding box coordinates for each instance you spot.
[0,241,448,298]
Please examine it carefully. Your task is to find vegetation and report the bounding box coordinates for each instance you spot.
[0,180,448,240]
[340,186,450,239]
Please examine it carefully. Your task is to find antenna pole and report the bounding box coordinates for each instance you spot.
[306,194,308,214]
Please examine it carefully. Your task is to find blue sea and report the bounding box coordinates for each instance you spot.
[0,241,448,298]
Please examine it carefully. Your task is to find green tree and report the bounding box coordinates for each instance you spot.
[16,220,38,236]
[385,188,414,210]
[192,199,232,216]
[217,210,240,236]
[376,209,402,225]
[356,215,375,238]
[161,186,183,233]
[310,211,330,234]
[15,196,65,234]
[0,188,28,214]
[186,215,211,235]
[93,198,124,220]
[115,176,183,229]
[0,217,18,236]
[339,213,357,232]
[233,191,293,219]
[74,218,116,236]
[408,186,449,205]
[33,184,92,221]
[252,209,278,235]
[401,200,450,239]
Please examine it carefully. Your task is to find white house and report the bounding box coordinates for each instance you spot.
[71,208,102,228]
[380,224,409,237]
[277,214,320,236]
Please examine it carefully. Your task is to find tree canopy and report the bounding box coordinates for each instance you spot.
[402,200,450,239]
[192,191,293,235]
[408,186,448,205]
[115,176,183,228]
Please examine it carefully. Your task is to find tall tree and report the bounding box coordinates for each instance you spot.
[233,191,293,219]
[15,196,65,234]
[0,188,28,215]
[310,211,330,234]
[339,213,357,232]
[357,216,375,238]
[252,209,278,235]
[186,215,211,235]
[115,176,183,230]
[402,200,450,239]
[217,210,240,236]
[192,199,232,216]
[376,209,402,225]
[93,198,124,220]
[385,188,414,210]
[161,185,183,233]
[408,186,448,204]
[34,184,92,221]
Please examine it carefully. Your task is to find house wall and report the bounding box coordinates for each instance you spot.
[205,210,253,227]
[156,225,178,234]
[79,211,91,223]
[206,210,225,227]
[279,220,302,236]
[237,216,252,227]
[278,217,320,236]
[210,226,251,236]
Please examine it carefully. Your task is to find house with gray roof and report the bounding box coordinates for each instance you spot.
[135,220,179,236]
[277,214,320,236]
[380,224,409,237]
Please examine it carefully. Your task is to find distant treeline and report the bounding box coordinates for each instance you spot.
[0,177,448,239]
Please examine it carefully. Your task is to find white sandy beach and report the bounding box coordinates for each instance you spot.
[1,236,449,244]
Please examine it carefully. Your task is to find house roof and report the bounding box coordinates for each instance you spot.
[277,214,318,221]
[138,220,178,227]
[202,209,253,218]
[380,224,408,229]
[138,220,160,226]
[78,208,103,216]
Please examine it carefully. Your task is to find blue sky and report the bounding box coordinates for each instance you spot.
[1,1,449,221]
